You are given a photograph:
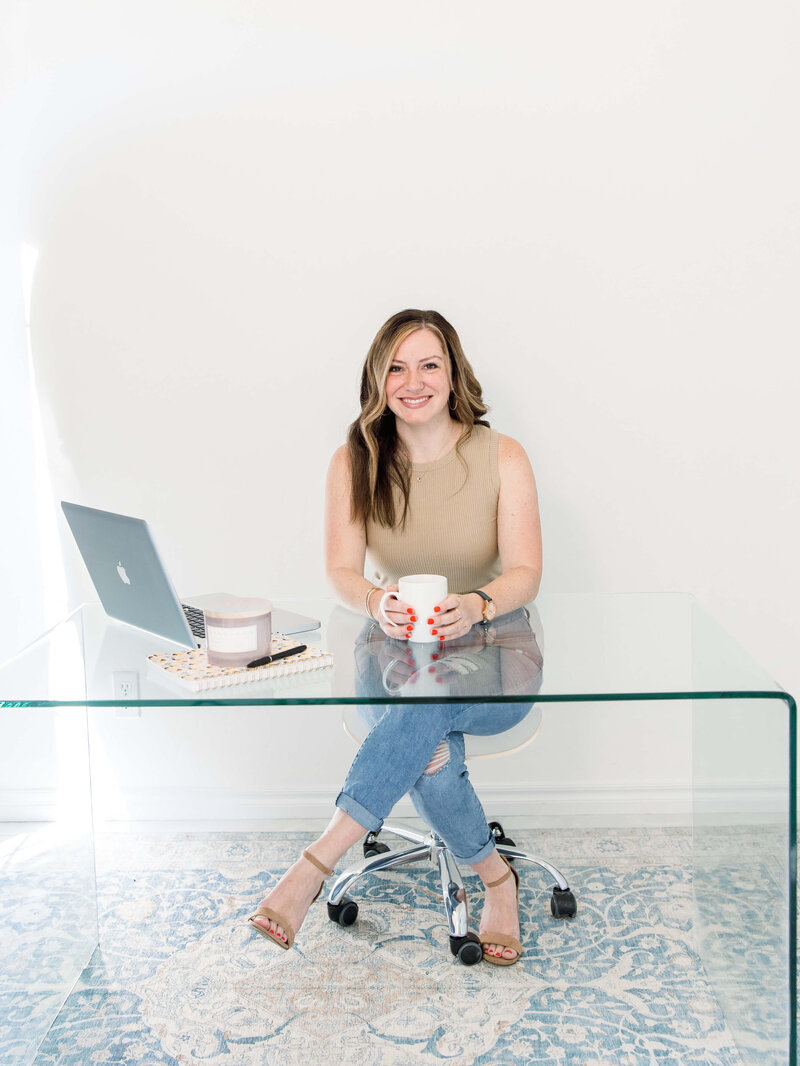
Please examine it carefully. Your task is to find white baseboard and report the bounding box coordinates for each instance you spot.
[0,780,787,827]
[0,789,61,821]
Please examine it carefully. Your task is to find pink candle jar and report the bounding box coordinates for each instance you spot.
[202,594,272,668]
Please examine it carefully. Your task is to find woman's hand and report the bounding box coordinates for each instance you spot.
[374,585,417,639]
[373,589,483,642]
[429,593,483,641]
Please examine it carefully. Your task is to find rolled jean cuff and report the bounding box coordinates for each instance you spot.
[454,835,496,867]
[335,790,382,833]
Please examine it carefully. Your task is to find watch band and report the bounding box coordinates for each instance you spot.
[468,589,493,623]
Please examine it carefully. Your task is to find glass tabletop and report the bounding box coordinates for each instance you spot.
[0,593,790,707]
[0,593,795,1066]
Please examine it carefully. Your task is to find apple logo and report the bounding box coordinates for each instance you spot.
[116,562,131,585]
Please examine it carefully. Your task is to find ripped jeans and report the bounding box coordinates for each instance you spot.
[335,701,532,866]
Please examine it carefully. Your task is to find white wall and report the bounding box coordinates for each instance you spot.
[2,1,797,823]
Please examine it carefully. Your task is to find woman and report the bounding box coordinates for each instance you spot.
[249,309,542,965]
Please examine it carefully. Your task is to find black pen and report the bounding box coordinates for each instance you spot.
[246,645,307,669]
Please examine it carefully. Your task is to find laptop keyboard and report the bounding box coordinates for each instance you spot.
[182,604,206,639]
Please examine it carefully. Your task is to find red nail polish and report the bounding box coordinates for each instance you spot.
[434,606,441,613]
[427,617,434,625]
[432,654,439,661]
[407,608,413,614]
[406,625,413,631]
[410,615,417,622]
[431,628,438,636]
[428,666,435,673]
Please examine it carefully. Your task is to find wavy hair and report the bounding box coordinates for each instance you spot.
[347,309,490,528]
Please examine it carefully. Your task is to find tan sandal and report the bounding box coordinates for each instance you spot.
[480,857,523,966]
[248,849,334,950]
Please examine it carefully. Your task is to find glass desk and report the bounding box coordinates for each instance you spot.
[0,593,794,1065]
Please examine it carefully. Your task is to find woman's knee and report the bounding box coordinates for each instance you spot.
[423,739,450,775]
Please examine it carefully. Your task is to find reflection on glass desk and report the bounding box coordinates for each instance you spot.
[0,593,795,1066]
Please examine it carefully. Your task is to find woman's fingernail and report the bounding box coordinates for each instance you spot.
[428,666,435,673]
[406,625,413,631]
[434,606,441,613]
[427,617,434,625]
[407,608,413,614]
[432,654,439,661]
[410,615,417,622]
[431,628,438,636]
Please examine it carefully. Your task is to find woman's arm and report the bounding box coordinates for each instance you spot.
[324,445,373,614]
[324,445,409,634]
[436,434,543,637]
[485,432,543,609]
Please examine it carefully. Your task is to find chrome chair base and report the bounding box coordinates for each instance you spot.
[326,821,576,964]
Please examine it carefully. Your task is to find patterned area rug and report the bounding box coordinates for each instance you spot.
[4,826,786,1065]
[0,826,97,1066]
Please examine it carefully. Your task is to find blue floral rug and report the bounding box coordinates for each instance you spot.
[2,826,788,1065]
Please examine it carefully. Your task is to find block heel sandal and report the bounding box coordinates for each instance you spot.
[248,848,334,950]
[480,856,523,966]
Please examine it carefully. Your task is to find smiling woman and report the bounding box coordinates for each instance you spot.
[248,308,543,966]
[328,308,541,638]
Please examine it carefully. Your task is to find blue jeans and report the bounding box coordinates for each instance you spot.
[335,701,533,866]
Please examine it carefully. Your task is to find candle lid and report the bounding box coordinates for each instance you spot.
[200,594,272,619]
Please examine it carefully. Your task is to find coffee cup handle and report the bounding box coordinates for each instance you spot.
[379,591,398,625]
[381,660,404,693]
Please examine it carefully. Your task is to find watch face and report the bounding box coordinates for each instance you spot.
[484,598,496,622]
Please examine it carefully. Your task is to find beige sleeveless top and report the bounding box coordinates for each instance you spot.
[366,424,501,595]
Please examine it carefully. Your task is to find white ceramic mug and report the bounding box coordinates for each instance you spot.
[380,574,448,643]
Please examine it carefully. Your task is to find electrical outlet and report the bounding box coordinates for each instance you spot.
[113,671,140,717]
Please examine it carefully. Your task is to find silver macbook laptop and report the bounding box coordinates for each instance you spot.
[61,502,320,648]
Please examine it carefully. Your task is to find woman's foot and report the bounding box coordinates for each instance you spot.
[475,853,522,963]
[249,850,333,947]
[249,810,367,949]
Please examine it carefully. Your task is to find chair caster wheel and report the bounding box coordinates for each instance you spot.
[449,931,482,966]
[550,887,577,918]
[363,832,391,859]
[488,820,516,849]
[363,842,391,858]
[327,897,359,926]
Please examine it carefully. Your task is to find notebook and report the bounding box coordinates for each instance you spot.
[147,635,334,692]
[61,502,320,649]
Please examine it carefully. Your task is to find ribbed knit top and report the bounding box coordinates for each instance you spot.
[365,424,501,595]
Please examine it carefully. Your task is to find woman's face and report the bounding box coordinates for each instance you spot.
[384,329,452,428]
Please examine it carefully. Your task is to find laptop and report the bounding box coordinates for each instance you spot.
[61,502,320,648]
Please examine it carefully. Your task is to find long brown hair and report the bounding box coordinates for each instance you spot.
[347,309,490,528]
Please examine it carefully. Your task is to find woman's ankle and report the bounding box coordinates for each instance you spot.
[472,849,508,888]
[309,812,370,871]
